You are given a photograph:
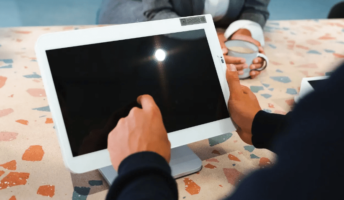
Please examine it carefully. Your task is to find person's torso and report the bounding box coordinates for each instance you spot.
[170,0,245,27]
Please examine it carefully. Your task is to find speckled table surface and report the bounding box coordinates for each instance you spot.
[1,19,344,200]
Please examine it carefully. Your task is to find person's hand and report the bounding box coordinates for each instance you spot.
[218,29,266,79]
[230,29,266,79]
[218,31,248,76]
[226,64,262,144]
[107,95,171,171]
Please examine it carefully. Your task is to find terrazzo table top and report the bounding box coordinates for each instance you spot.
[1,19,344,200]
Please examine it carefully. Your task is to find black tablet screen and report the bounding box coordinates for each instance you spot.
[46,29,229,157]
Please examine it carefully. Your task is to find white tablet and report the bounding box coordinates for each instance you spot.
[294,76,328,102]
[35,15,236,173]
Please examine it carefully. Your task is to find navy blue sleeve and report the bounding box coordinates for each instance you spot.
[227,63,344,200]
[106,152,178,200]
[252,111,291,151]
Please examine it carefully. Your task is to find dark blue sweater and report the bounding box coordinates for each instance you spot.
[107,63,344,200]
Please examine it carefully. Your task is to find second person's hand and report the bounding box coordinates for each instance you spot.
[226,64,262,144]
[107,95,171,171]
[230,29,266,79]
[218,32,248,76]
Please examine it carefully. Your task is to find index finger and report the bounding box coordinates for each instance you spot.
[137,94,158,111]
[226,64,242,96]
[224,55,245,64]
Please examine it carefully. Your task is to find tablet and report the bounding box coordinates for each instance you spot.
[35,15,236,173]
[294,76,328,102]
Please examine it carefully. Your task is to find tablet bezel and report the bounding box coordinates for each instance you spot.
[35,14,236,173]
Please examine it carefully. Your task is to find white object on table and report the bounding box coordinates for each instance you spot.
[294,76,328,103]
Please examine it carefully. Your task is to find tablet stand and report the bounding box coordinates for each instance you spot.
[99,145,202,185]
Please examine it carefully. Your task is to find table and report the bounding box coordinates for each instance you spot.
[1,19,344,200]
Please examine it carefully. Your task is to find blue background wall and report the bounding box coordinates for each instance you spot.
[0,0,342,27]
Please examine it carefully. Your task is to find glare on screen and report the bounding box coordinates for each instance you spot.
[155,49,166,61]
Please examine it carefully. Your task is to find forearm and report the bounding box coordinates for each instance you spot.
[251,111,291,151]
[107,152,178,200]
[239,0,270,27]
[142,0,179,20]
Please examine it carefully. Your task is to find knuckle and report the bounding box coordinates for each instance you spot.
[236,65,243,70]
[226,55,235,60]
[129,107,140,116]
[242,85,249,90]
[229,73,240,81]
[117,118,125,126]
[150,107,160,117]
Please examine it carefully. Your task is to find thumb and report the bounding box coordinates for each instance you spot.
[137,94,158,111]
[226,64,242,96]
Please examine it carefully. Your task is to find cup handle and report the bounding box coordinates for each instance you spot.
[252,53,269,72]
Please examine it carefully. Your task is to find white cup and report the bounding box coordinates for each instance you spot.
[225,40,268,79]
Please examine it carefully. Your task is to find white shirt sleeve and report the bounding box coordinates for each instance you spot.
[203,0,230,22]
[224,20,265,46]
